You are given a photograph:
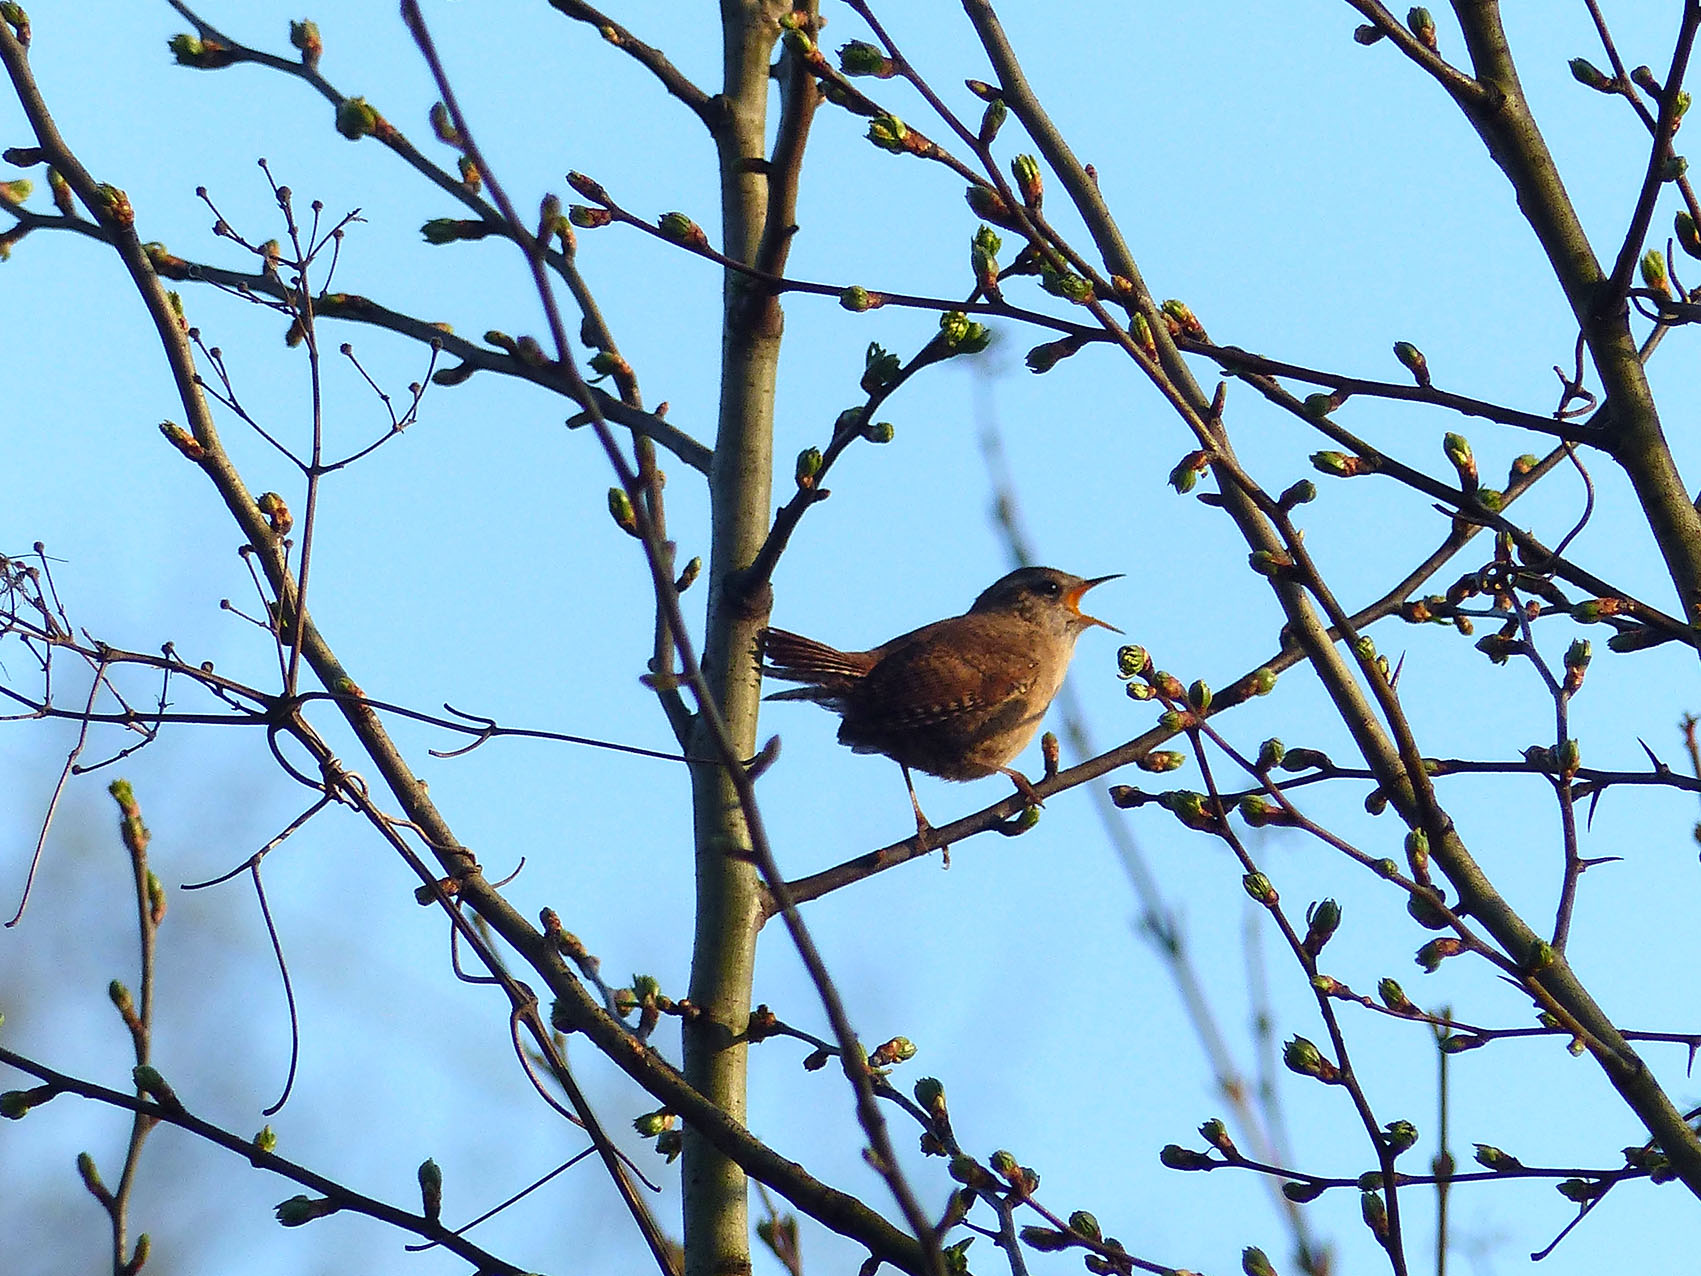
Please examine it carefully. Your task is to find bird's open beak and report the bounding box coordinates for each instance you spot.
[1065,574,1123,633]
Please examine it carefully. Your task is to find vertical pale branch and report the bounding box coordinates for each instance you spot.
[681,5,789,1274]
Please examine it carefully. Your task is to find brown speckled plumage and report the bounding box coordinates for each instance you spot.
[761,567,1120,846]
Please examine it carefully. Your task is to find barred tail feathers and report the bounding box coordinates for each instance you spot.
[758,627,873,687]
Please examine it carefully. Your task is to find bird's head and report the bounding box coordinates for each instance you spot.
[971,567,1123,635]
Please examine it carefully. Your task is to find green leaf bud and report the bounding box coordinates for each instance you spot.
[1415,937,1464,972]
[1160,298,1204,338]
[1392,340,1431,386]
[866,113,909,153]
[1116,644,1150,677]
[937,309,991,354]
[794,447,823,489]
[838,40,896,77]
[965,183,1022,230]
[1361,1189,1390,1242]
[1677,210,1701,259]
[1404,827,1430,879]
[1640,248,1671,296]
[1302,898,1342,956]
[289,20,322,68]
[1018,1226,1070,1252]
[275,1194,341,1227]
[168,33,237,68]
[420,217,491,245]
[1010,153,1043,207]
[1039,265,1094,302]
[1131,311,1157,354]
[1559,737,1580,774]
[335,97,380,140]
[1169,449,1208,494]
[1442,432,1477,486]
[568,204,612,228]
[77,1151,104,1197]
[1439,1033,1485,1053]
[869,1036,916,1067]
[1282,1035,1338,1082]
[94,183,133,228]
[1199,1118,1237,1156]
[839,284,886,312]
[607,487,639,537]
[1407,890,1450,930]
[418,1158,443,1222]
[1160,1143,1216,1170]
[1569,57,1613,91]
[948,1154,993,1188]
[1025,337,1080,373]
[1244,666,1278,696]
[1383,1120,1418,1155]
[1137,750,1187,773]
[1302,392,1338,419]
[1,1087,51,1119]
[1238,794,1278,827]
[657,211,708,249]
[549,998,574,1034]
[1310,450,1378,477]
[1241,872,1278,906]
[1378,978,1418,1015]
[862,341,902,390]
[1525,937,1555,972]
[1407,7,1437,50]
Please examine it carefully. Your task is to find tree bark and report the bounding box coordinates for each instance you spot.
[682,6,787,1275]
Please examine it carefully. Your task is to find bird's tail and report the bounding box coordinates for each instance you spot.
[758,627,871,695]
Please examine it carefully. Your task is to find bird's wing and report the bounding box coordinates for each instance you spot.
[856,625,1039,730]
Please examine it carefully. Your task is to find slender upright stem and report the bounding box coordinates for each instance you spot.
[680,7,787,1275]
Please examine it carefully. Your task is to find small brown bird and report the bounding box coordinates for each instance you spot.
[761,567,1121,846]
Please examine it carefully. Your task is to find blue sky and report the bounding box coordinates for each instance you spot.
[5,2,1701,1273]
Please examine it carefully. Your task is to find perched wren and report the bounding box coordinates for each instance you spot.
[760,566,1121,846]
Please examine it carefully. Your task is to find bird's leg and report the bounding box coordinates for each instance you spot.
[900,764,947,866]
[998,766,1045,809]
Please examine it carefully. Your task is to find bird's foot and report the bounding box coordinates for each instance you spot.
[1001,767,1045,809]
[912,817,951,867]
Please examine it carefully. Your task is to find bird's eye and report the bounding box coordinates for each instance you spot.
[1039,579,1061,596]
